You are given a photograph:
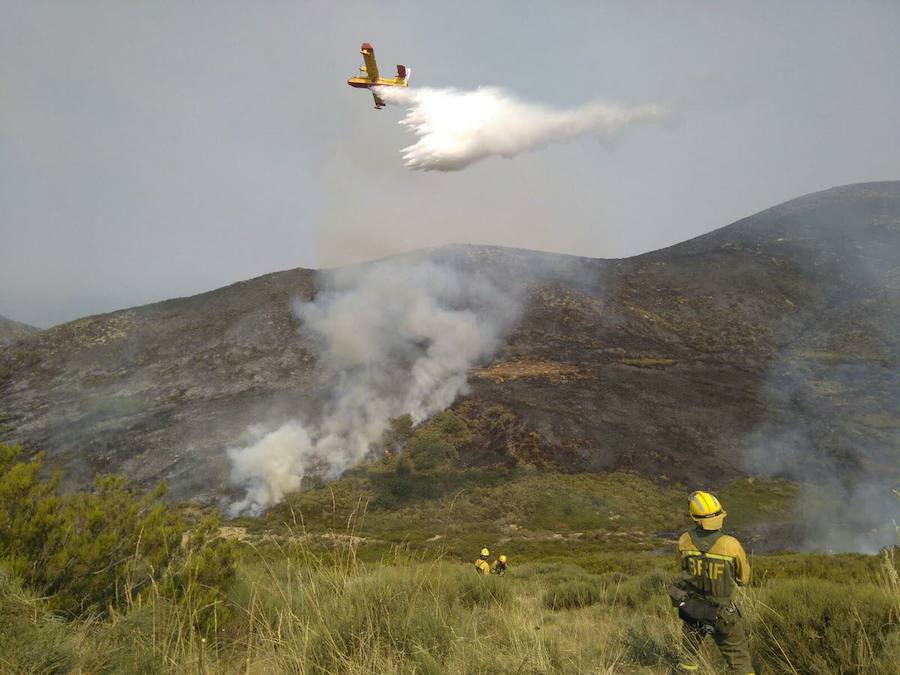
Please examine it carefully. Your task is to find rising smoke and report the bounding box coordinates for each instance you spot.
[738,187,900,553]
[376,86,668,171]
[227,250,524,515]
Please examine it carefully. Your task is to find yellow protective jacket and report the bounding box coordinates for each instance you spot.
[676,527,750,602]
[474,558,491,575]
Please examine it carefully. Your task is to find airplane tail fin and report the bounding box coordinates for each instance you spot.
[396,64,411,86]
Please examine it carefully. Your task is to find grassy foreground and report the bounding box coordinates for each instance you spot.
[3,541,898,674]
[2,430,899,674]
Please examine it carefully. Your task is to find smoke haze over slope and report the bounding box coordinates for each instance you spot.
[377,86,668,171]
[227,251,524,514]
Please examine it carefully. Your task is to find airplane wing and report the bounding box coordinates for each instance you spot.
[361,42,379,81]
[371,90,385,109]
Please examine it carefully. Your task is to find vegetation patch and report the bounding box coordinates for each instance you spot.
[0,443,236,624]
[620,356,676,368]
[6,546,895,673]
[1,440,899,673]
[470,359,586,382]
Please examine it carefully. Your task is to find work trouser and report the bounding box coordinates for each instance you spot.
[678,603,754,674]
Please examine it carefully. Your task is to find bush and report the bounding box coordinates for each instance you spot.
[542,577,607,610]
[162,513,238,633]
[613,569,670,609]
[0,444,183,615]
[407,429,457,471]
[0,443,235,622]
[427,410,472,446]
[454,568,511,608]
[381,413,413,452]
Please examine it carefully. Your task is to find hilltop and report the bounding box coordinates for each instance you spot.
[0,182,898,503]
[0,314,39,347]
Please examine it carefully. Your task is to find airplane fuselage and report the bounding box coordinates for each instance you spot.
[346,76,406,89]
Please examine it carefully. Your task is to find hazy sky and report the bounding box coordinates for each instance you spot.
[2,1,899,327]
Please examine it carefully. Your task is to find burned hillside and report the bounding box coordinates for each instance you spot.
[1,182,898,502]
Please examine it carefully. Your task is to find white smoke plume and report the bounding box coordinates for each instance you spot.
[376,85,668,171]
[227,251,522,515]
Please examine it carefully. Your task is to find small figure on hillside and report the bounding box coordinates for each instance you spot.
[669,491,755,674]
[474,547,491,575]
[491,554,508,576]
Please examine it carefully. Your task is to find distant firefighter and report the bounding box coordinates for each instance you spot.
[491,554,508,576]
[669,491,755,674]
[474,547,491,575]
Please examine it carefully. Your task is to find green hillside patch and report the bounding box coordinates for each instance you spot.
[257,466,803,562]
[714,477,799,528]
[251,408,802,556]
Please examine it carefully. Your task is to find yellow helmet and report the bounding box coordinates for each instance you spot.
[689,491,727,531]
[480,547,489,557]
[499,555,507,563]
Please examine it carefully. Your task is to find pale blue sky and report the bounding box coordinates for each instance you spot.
[2,1,899,327]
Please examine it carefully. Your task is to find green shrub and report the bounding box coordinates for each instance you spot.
[426,410,472,446]
[407,429,457,471]
[0,445,61,576]
[0,443,235,622]
[382,413,414,451]
[0,445,183,615]
[42,477,182,615]
[613,569,670,609]
[517,562,592,585]
[542,577,606,610]
[162,513,238,633]
[454,568,511,608]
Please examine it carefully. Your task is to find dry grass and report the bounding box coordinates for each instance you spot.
[3,541,898,674]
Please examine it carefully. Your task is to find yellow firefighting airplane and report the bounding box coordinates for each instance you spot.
[346,42,410,109]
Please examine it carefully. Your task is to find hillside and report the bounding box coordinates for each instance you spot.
[0,182,898,504]
[0,315,39,347]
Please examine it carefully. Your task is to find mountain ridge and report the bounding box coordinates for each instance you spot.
[1,181,898,503]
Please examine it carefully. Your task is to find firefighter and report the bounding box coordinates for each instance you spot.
[474,547,491,575]
[670,491,754,674]
[491,554,508,576]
